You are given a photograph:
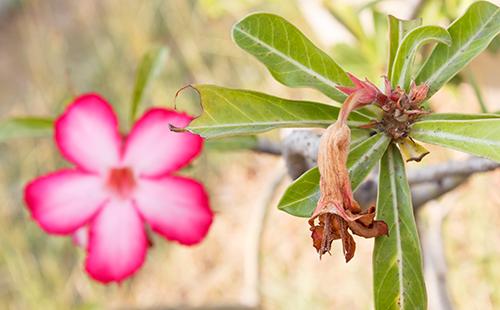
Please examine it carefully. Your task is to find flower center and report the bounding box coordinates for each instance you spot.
[106,167,136,198]
[378,92,427,140]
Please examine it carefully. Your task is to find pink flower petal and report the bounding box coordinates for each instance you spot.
[55,94,122,173]
[134,176,213,245]
[336,86,357,95]
[122,109,203,177]
[85,199,147,283]
[24,170,107,234]
[73,226,89,249]
[347,72,366,88]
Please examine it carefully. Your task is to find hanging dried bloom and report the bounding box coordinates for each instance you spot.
[309,88,388,261]
[310,73,432,260]
[24,94,213,283]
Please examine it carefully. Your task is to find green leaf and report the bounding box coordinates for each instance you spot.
[130,47,168,123]
[372,9,389,69]
[187,85,370,138]
[232,13,351,102]
[350,127,372,148]
[205,136,258,151]
[417,112,500,121]
[391,26,451,90]
[324,3,366,41]
[329,9,386,82]
[410,118,500,162]
[278,132,390,217]
[416,1,500,98]
[373,144,426,310]
[0,117,54,142]
[331,43,371,78]
[347,133,391,192]
[387,15,422,78]
[487,34,500,53]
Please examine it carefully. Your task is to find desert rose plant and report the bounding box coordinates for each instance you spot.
[180,1,500,308]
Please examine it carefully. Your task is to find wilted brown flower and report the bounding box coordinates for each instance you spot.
[309,90,388,261]
[310,74,431,261]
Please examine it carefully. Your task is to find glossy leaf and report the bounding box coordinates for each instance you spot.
[391,26,451,90]
[350,127,372,148]
[411,118,500,162]
[373,144,427,310]
[0,117,53,142]
[387,15,422,77]
[205,136,258,151]
[187,85,370,138]
[130,47,168,122]
[416,1,500,98]
[233,13,351,102]
[278,132,390,217]
[417,112,500,121]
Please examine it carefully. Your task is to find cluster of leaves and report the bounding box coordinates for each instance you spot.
[183,1,500,308]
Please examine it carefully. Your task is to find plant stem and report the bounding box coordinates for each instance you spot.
[466,68,488,113]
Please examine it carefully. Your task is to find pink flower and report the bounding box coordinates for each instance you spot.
[24,94,213,283]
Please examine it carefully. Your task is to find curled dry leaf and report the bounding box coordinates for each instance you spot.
[397,137,429,162]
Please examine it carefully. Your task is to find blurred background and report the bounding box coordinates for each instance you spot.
[0,0,499,309]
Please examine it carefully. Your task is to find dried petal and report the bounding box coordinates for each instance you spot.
[398,137,430,162]
[310,214,340,257]
[338,218,356,262]
[409,82,429,104]
[348,220,388,238]
[383,76,392,97]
